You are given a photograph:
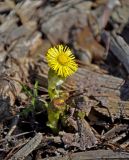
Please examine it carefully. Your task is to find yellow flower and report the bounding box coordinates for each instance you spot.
[46,45,78,77]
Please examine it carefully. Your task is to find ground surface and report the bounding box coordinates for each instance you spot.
[1,0,129,159]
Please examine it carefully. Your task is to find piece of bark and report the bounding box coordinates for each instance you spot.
[41,149,129,160]
[8,31,42,58]
[73,94,97,117]
[0,2,11,13]
[110,33,129,74]
[77,119,97,150]
[74,26,105,63]
[120,139,129,148]
[65,67,123,95]
[5,0,43,24]
[40,0,92,43]
[10,133,42,160]
[111,5,129,25]
[59,132,80,149]
[66,67,129,118]
[101,124,128,140]
[94,96,129,118]
[60,118,97,150]
[110,132,126,144]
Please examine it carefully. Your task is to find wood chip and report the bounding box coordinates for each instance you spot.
[110,33,129,74]
[41,149,129,160]
[10,133,42,160]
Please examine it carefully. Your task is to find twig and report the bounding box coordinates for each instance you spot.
[0,131,33,143]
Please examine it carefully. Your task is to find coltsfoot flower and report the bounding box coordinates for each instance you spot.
[46,45,78,77]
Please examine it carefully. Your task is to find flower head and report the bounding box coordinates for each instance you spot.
[46,45,78,77]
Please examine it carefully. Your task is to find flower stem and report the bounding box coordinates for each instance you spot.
[48,69,64,100]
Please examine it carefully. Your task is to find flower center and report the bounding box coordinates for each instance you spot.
[57,54,68,65]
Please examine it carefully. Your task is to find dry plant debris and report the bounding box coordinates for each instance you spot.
[0,0,129,159]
